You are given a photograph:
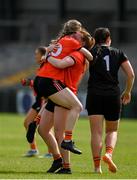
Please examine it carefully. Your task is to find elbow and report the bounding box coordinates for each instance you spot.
[132,73,135,81]
[133,73,135,80]
[129,72,135,80]
[131,71,135,79]
[90,55,93,61]
[56,64,65,69]
[86,55,93,61]
[88,58,92,62]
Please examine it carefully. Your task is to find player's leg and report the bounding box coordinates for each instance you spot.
[38,109,59,155]
[86,93,104,173]
[24,108,38,157]
[105,120,119,156]
[49,87,83,154]
[26,102,46,143]
[102,120,119,173]
[102,95,121,173]
[89,115,104,174]
[54,106,71,174]
[38,107,62,173]
[34,77,83,154]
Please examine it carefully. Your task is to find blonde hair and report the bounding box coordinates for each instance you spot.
[58,19,82,39]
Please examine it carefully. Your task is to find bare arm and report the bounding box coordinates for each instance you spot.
[84,59,89,71]
[47,56,75,69]
[121,60,135,105]
[79,47,93,61]
[77,59,89,87]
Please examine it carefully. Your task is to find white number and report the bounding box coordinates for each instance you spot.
[103,55,110,71]
[51,43,62,57]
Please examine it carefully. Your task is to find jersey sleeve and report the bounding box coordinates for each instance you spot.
[119,50,128,65]
[69,51,85,68]
[69,51,84,63]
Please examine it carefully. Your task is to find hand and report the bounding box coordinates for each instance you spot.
[121,91,131,105]
[51,39,57,44]
[40,55,47,64]
[47,43,60,53]
[21,78,33,86]
[21,78,27,86]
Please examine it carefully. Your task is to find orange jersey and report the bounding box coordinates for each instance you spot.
[37,36,81,82]
[64,51,85,94]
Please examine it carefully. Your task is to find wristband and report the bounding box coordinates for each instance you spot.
[47,54,51,61]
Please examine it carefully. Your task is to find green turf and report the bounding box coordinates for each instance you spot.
[0,113,137,179]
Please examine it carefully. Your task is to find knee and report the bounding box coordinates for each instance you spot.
[106,127,118,133]
[106,124,118,133]
[38,124,51,138]
[106,121,119,133]
[38,125,44,137]
[74,102,83,112]
[79,103,83,112]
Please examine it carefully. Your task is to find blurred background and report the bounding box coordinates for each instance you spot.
[0,0,136,118]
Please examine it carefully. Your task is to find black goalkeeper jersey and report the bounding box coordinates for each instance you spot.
[87,45,128,96]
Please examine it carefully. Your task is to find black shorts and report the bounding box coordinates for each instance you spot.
[34,76,66,98]
[31,96,42,112]
[86,92,121,121]
[45,99,56,113]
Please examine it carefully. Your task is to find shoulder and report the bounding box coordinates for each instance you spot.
[109,46,123,54]
[59,35,82,52]
[108,46,128,65]
[60,35,78,43]
[110,46,127,57]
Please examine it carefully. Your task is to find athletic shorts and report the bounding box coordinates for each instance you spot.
[34,76,66,98]
[31,96,42,112]
[45,99,56,113]
[86,92,122,121]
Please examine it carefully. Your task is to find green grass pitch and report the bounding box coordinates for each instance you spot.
[0,113,137,179]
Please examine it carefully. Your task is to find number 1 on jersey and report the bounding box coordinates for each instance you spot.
[103,55,110,71]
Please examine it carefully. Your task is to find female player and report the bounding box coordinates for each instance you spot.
[38,29,94,173]
[22,47,52,157]
[86,27,135,173]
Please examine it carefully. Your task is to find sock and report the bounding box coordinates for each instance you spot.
[34,114,41,124]
[93,156,101,169]
[64,130,72,141]
[106,146,113,156]
[30,141,37,150]
[53,154,62,161]
[63,163,70,169]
